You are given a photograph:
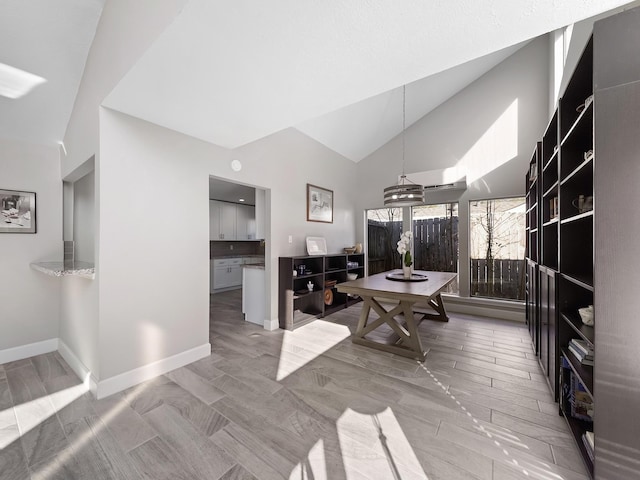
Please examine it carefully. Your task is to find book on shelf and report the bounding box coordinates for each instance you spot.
[568,344,594,366]
[571,372,594,422]
[570,338,594,359]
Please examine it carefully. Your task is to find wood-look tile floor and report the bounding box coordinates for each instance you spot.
[0,291,588,479]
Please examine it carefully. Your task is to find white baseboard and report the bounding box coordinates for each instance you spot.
[94,343,211,400]
[57,339,96,392]
[264,318,279,331]
[0,338,58,365]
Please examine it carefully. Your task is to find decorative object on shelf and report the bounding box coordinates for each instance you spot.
[576,94,594,113]
[578,305,594,326]
[307,281,314,292]
[529,162,537,182]
[297,264,306,276]
[306,236,327,255]
[346,273,358,281]
[324,288,333,305]
[343,247,356,254]
[354,243,363,254]
[572,195,594,214]
[383,85,425,207]
[396,230,413,279]
[307,184,333,223]
[584,149,594,162]
[0,189,36,234]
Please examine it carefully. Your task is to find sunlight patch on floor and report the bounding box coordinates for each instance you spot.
[276,320,351,381]
[336,407,428,480]
[30,381,151,479]
[0,373,90,450]
[289,439,327,480]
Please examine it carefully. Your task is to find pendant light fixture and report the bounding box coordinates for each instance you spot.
[383,85,424,207]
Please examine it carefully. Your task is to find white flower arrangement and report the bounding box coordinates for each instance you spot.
[396,231,413,267]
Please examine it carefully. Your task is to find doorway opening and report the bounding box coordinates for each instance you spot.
[209,176,267,327]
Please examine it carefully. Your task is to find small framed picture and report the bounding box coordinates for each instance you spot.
[0,189,36,233]
[307,184,333,223]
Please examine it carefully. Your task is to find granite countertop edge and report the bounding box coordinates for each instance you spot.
[31,261,96,280]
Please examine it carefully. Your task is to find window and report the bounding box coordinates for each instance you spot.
[367,207,403,275]
[412,203,459,294]
[470,197,526,300]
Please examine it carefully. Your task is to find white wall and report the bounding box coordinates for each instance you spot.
[97,109,358,381]
[356,36,550,298]
[0,139,62,351]
[59,0,187,386]
[232,128,359,321]
[98,108,212,379]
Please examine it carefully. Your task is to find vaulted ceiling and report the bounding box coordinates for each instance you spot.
[0,0,105,146]
[1,0,636,160]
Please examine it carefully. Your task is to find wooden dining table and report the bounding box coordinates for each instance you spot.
[337,270,457,361]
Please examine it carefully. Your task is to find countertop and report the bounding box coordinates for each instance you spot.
[243,264,265,270]
[31,261,95,279]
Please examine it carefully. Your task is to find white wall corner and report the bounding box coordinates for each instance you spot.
[264,318,279,331]
[0,338,58,365]
[58,339,94,388]
[94,343,211,400]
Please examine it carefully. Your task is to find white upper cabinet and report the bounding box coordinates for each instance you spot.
[210,200,256,241]
[219,202,236,240]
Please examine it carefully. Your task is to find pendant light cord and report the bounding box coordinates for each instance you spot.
[401,85,406,179]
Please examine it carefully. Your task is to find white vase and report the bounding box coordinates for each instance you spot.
[403,265,412,279]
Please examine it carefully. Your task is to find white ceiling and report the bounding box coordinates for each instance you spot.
[295,41,526,162]
[0,0,636,158]
[103,0,634,159]
[0,0,105,146]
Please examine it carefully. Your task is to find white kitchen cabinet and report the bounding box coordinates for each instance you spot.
[236,204,256,240]
[209,200,221,241]
[210,201,255,241]
[219,202,236,240]
[212,258,242,291]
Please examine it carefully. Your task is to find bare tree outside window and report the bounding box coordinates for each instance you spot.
[470,197,526,300]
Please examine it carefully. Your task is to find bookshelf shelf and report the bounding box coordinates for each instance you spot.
[562,348,594,398]
[561,312,594,346]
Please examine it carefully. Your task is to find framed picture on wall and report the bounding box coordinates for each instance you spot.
[0,189,36,233]
[307,183,333,223]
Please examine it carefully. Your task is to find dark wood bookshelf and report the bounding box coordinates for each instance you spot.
[279,253,365,330]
